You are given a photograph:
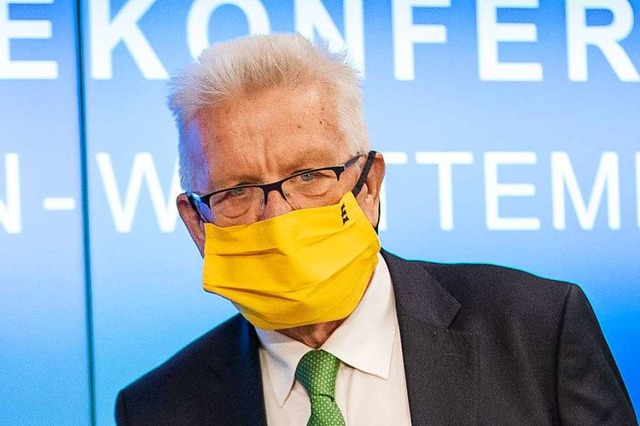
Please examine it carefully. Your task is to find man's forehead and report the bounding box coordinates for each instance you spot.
[206,145,344,186]
[198,84,329,124]
[188,123,345,189]
[192,87,342,146]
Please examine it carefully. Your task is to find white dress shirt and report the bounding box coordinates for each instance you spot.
[256,254,413,426]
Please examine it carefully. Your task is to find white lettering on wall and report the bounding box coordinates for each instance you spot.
[484,151,540,231]
[392,0,450,81]
[415,151,474,230]
[90,0,167,79]
[187,0,270,59]
[551,151,620,230]
[0,153,21,233]
[295,0,364,75]
[96,153,181,233]
[0,0,58,79]
[566,0,639,82]
[477,0,543,81]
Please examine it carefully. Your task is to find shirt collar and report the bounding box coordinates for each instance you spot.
[255,253,397,407]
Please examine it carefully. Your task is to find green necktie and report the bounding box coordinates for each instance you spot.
[295,350,347,426]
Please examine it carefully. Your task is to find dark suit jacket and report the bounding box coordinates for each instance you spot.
[116,251,638,425]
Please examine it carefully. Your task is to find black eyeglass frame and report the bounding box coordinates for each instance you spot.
[187,150,377,216]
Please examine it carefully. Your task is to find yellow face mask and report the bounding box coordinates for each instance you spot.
[202,191,380,330]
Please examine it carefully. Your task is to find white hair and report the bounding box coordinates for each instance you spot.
[167,33,369,191]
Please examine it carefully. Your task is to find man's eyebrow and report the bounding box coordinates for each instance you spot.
[208,173,261,191]
[290,165,319,175]
[286,151,336,172]
[208,152,335,189]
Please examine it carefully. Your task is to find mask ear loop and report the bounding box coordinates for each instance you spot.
[351,150,377,197]
[350,150,380,233]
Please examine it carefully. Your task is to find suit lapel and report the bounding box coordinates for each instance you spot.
[228,320,267,425]
[204,317,267,425]
[200,252,478,425]
[382,250,478,425]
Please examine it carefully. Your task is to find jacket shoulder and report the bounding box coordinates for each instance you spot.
[385,251,638,424]
[414,257,575,320]
[115,314,253,425]
[383,250,577,332]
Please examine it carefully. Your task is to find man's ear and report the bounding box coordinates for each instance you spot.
[177,193,206,257]
[356,152,385,227]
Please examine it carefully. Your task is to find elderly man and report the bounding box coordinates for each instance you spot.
[115,34,637,425]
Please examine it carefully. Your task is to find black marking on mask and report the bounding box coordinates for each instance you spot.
[341,203,349,224]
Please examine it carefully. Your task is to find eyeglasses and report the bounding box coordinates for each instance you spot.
[188,151,375,226]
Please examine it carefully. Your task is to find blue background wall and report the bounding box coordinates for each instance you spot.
[1,1,638,424]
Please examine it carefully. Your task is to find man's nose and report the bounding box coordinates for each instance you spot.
[259,188,293,220]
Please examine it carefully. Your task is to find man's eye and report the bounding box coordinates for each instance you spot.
[228,187,248,197]
[300,172,316,182]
